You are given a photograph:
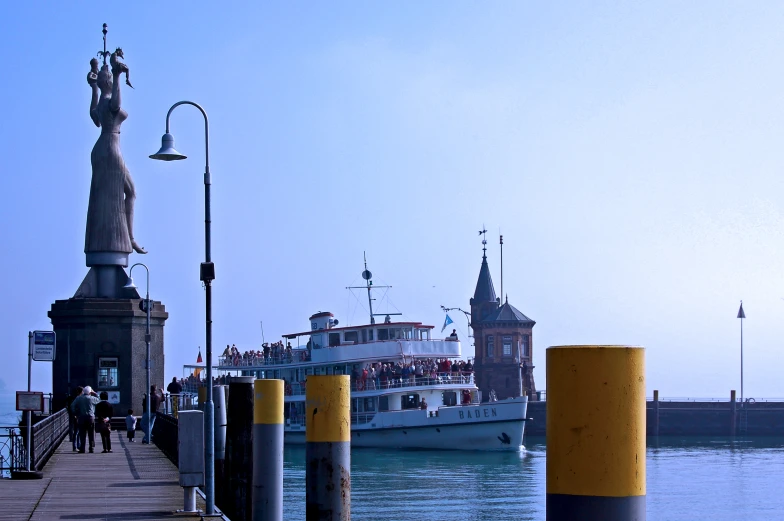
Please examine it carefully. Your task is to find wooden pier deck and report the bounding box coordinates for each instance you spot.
[0,430,210,521]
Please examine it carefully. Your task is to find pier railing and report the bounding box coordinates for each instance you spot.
[0,408,68,478]
[30,408,69,470]
[0,428,23,478]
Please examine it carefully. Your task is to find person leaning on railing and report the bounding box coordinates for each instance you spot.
[166,377,183,418]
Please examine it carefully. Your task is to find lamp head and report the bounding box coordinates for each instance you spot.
[123,276,137,290]
[149,133,187,161]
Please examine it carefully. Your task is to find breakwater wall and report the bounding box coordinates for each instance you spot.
[525,391,784,437]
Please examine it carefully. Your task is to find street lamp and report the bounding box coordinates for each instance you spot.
[123,263,151,444]
[150,101,215,515]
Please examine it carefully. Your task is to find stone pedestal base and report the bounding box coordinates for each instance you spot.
[48,298,168,416]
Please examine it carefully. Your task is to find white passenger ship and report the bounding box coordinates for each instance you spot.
[214,264,527,451]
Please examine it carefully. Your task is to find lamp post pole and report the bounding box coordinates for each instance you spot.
[127,263,151,444]
[150,102,215,514]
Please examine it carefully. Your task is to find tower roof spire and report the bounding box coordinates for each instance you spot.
[473,228,497,303]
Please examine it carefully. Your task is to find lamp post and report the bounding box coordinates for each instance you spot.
[124,263,151,444]
[150,101,215,515]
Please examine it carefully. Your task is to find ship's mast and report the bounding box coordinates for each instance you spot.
[347,252,399,324]
[363,252,374,323]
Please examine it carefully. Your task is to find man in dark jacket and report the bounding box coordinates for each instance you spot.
[166,377,183,418]
[95,392,113,453]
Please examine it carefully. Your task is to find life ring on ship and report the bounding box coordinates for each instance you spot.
[746,398,755,404]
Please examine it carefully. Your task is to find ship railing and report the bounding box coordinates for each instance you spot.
[284,373,475,397]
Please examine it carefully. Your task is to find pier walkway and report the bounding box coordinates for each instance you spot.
[0,430,207,521]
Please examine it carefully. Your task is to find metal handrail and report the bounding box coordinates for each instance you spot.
[31,408,69,470]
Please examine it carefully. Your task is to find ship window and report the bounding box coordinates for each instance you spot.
[329,333,340,347]
[368,329,374,341]
[486,336,494,357]
[523,335,530,357]
[344,331,358,343]
[378,329,389,341]
[503,336,512,356]
[361,329,367,343]
[311,334,324,349]
[443,391,457,406]
[401,394,420,410]
[379,396,389,411]
[363,397,376,412]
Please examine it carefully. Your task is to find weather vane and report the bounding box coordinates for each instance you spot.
[478,226,488,255]
[98,23,110,65]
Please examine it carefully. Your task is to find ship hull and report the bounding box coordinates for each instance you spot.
[285,398,527,451]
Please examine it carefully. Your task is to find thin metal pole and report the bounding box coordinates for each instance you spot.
[740,315,744,409]
[162,101,214,514]
[27,332,32,472]
[145,268,151,444]
[129,263,152,444]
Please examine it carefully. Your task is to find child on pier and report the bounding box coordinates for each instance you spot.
[126,409,137,442]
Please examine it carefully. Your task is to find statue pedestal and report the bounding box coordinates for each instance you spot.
[48,298,168,415]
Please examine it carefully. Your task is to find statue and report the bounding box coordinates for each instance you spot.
[84,24,146,261]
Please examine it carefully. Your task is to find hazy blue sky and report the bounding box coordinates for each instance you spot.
[1,3,782,398]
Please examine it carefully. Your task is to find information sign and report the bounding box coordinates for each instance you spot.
[16,391,44,412]
[31,331,56,361]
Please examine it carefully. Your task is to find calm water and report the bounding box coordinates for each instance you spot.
[281,437,784,520]
[2,393,783,520]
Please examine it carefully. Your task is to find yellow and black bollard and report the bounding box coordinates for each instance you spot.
[547,345,646,521]
[306,375,350,520]
[252,379,284,521]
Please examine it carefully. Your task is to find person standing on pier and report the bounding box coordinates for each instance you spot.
[66,386,83,452]
[72,386,100,453]
[141,385,161,444]
[95,391,113,453]
[166,377,182,419]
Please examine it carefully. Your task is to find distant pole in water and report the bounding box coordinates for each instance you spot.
[741,309,744,407]
[260,321,265,344]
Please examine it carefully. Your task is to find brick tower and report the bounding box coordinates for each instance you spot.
[470,246,537,401]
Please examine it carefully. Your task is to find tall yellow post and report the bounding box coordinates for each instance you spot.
[305,375,350,520]
[547,345,646,521]
[252,379,283,521]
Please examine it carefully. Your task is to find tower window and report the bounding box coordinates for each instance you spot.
[523,335,530,357]
[486,336,494,357]
[503,336,512,356]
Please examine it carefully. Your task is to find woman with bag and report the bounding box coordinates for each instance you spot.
[95,391,114,453]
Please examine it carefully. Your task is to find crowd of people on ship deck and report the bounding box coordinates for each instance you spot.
[349,359,473,391]
[220,341,310,366]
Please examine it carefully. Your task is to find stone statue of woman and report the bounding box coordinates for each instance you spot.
[85,52,146,262]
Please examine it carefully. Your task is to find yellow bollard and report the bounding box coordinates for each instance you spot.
[252,379,283,521]
[546,345,646,521]
[305,375,350,520]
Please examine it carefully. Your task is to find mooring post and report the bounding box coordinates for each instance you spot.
[225,376,255,520]
[252,379,284,521]
[213,385,227,508]
[306,375,351,521]
[652,389,660,437]
[546,345,646,521]
[730,390,737,437]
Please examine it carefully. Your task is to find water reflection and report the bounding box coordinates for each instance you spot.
[283,437,784,521]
